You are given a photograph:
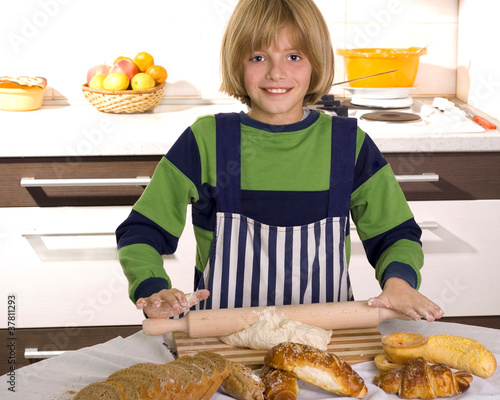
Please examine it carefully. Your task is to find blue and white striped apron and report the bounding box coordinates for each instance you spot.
[196,113,357,310]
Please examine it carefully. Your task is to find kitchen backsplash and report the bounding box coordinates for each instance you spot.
[0,0,468,104]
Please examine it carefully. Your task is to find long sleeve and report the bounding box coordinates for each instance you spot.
[350,129,423,289]
[116,127,201,303]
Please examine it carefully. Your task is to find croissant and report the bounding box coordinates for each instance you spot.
[261,366,299,400]
[373,357,473,399]
[264,342,367,398]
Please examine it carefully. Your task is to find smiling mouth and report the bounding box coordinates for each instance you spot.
[264,88,290,94]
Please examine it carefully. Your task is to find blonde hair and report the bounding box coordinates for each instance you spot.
[220,0,334,107]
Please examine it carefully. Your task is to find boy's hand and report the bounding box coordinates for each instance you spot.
[136,289,210,319]
[368,277,444,322]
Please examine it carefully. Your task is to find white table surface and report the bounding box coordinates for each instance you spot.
[2,318,500,399]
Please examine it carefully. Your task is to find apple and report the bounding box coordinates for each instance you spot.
[109,59,139,81]
[86,64,111,85]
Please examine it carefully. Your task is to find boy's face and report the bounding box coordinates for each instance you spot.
[243,28,312,125]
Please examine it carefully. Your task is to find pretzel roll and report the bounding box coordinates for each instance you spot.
[261,366,298,400]
[264,342,367,398]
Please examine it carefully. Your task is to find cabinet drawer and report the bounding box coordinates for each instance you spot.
[349,199,500,317]
[0,325,141,375]
[385,152,500,200]
[0,155,161,207]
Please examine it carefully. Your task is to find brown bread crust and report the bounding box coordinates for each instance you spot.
[373,357,473,398]
[264,342,367,398]
[261,366,298,400]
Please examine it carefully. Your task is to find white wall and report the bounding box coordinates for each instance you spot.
[457,0,500,120]
[1,0,459,102]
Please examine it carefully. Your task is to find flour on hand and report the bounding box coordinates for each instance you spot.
[219,308,332,350]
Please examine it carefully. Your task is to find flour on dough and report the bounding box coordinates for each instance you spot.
[219,308,332,350]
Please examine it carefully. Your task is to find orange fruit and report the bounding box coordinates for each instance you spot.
[146,65,168,84]
[114,56,133,64]
[134,52,154,72]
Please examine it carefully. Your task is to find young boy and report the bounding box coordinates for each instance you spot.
[116,0,443,323]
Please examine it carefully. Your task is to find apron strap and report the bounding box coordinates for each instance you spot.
[215,113,242,214]
[328,116,358,217]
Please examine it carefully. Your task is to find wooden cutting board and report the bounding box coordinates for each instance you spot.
[173,327,382,370]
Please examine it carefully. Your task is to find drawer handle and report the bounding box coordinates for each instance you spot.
[22,231,115,238]
[350,221,438,231]
[20,176,151,187]
[395,173,439,183]
[25,347,65,359]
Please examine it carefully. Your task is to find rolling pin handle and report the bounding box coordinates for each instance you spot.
[142,317,188,336]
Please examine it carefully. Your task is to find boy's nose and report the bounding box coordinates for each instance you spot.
[267,61,286,80]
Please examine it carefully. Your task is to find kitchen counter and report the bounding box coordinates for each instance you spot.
[1,97,499,157]
[2,318,499,399]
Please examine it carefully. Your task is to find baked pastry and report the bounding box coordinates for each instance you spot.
[264,342,367,398]
[373,357,473,399]
[425,334,497,379]
[374,353,402,372]
[261,366,299,400]
[0,75,47,88]
[382,332,428,364]
[381,332,497,379]
[220,360,264,400]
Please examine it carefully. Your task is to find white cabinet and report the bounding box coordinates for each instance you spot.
[349,200,500,317]
[0,206,196,329]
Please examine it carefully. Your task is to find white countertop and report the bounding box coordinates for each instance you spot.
[1,98,499,157]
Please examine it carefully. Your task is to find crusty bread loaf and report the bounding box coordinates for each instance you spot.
[75,351,233,400]
[132,362,180,396]
[188,355,225,400]
[374,357,473,398]
[220,360,264,400]
[171,358,211,400]
[261,366,298,400]
[264,342,367,398]
[105,376,144,400]
[108,366,162,399]
[195,351,232,379]
[74,380,127,400]
[425,334,497,379]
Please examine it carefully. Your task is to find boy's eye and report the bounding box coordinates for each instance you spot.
[251,55,265,62]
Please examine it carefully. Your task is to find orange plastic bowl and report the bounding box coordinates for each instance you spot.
[336,47,427,88]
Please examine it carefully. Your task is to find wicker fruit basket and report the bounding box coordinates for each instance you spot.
[81,82,165,113]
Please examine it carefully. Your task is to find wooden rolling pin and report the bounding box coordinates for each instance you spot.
[142,300,407,337]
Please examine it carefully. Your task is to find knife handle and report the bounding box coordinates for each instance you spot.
[473,116,496,130]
